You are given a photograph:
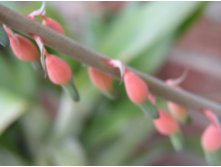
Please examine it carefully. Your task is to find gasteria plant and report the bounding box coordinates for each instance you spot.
[1,2,220,166]
[35,6,80,101]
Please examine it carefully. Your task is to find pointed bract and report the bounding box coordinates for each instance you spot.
[28,2,46,19]
[108,59,125,78]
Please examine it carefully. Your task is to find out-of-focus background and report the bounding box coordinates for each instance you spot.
[0,1,221,165]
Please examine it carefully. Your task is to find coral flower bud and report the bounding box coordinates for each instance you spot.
[124,71,148,104]
[42,16,64,34]
[89,67,113,97]
[46,54,72,85]
[9,34,39,62]
[167,101,188,123]
[154,110,180,136]
[201,124,221,152]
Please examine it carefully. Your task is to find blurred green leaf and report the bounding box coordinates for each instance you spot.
[20,105,52,157]
[0,89,27,135]
[81,99,139,151]
[0,1,21,11]
[129,35,174,73]
[0,146,26,165]
[0,52,39,98]
[98,2,201,62]
[0,24,9,47]
[49,138,87,165]
[129,139,171,165]
[93,116,154,165]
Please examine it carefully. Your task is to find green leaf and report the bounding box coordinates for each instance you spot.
[20,105,51,156]
[93,116,154,165]
[49,138,87,165]
[81,99,139,152]
[0,89,27,135]
[129,35,174,73]
[0,146,26,165]
[98,2,201,62]
[0,24,9,47]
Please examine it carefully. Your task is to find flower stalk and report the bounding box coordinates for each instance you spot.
[0,4,221,115]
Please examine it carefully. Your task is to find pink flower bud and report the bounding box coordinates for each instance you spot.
[9,34,39,62]
[154,110,180,136]
[46,54,72,85]
[42,16,64,34]
[124,71,148,104]
[167,101,188,123]
[201,124,221,152]
[88,67,113,95]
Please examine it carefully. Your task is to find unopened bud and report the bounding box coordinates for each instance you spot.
[46,54,72,85]
[201,124,221,152]
[88,67,114,98]
[9,34,39,62]
[42,16,64,34]
[124,71,148,104]
[154,110,180,136]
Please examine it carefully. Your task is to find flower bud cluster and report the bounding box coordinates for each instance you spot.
[4,3,79,101]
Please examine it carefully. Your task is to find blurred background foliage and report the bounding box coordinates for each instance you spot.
[0,1,211,165]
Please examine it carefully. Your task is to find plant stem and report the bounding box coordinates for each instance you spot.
[0,4,221,115]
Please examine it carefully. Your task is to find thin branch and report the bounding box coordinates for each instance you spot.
[0,4,221,115]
